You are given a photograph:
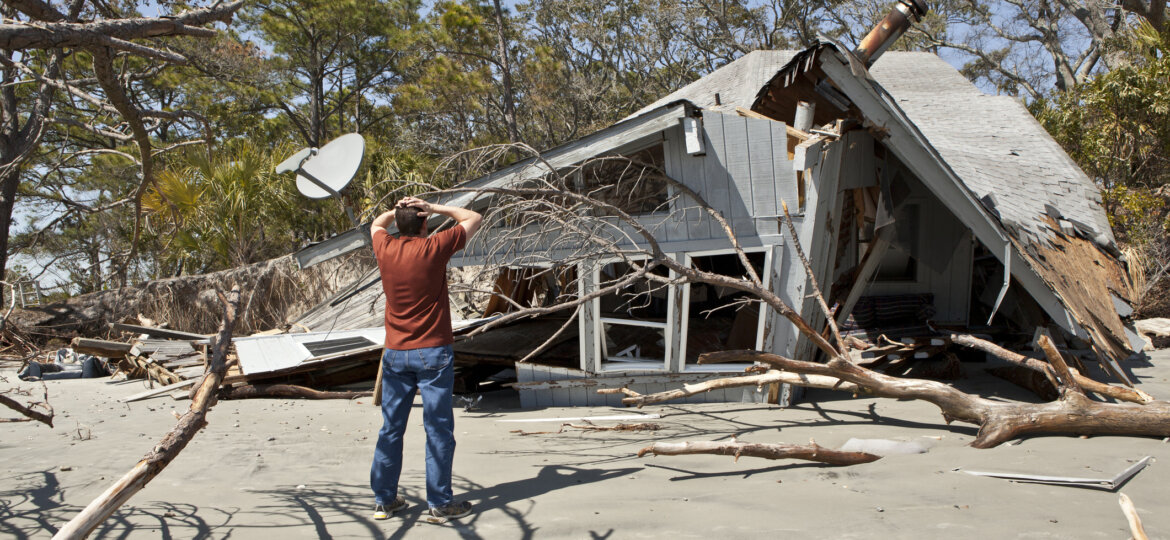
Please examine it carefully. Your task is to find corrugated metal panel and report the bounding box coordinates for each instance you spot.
[234,328,385,375]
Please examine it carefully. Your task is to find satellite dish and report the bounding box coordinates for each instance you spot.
[293,133,365,199]
[275,133,368,241]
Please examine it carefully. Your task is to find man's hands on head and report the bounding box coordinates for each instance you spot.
[396,196,430,217]
[384,196,482,237]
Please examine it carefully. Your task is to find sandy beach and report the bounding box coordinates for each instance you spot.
[3,350,1168,539]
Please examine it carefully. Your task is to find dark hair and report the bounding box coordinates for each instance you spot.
[396,206,426,236]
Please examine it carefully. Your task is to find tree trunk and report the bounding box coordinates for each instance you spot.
[948,332,1153,404]
[0,166,20,304]
[491,0,520,143]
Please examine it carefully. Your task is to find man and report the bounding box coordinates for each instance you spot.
[369,195,482,521]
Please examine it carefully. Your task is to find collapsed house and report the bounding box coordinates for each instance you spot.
[278,3,1139,408]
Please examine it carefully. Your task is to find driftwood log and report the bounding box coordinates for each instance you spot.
[69,338,132,358]
[637,438,881,465]
[52,287,241,540]
[218,384,371,400]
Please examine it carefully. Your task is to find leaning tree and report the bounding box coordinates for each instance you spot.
[0,0,245,301]
[0,0,244,428]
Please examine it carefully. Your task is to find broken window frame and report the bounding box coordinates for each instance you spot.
[679,247,773,373]
[587,255,677,373]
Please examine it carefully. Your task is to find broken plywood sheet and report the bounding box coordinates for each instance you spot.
[1011,219,1135,379]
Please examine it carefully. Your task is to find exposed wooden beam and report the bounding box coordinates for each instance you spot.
[110,323,208,341]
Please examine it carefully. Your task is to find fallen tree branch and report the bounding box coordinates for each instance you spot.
[510,421,661,436]
[637,438,881,465]
[561,421,660,432]
[53,286,241,540]
[949,332,1153,404]
[218,384,371,400]
[702,349,1170,448]
[0,381,53,427]
[603,368,867,408]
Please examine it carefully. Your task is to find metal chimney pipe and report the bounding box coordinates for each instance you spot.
[853,0,929,66]
[793,101,815,132]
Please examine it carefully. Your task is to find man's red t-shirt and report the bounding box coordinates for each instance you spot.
[372,225,467,350]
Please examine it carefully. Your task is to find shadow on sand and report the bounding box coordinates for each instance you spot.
[244,464,638,540]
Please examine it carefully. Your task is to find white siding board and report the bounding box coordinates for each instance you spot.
[569,385,588,407]
[579,261,598,372]
[755,218,779,236]
[771,122,800,210]
[702,111,732,242]
[661,127,691,243]
[839,132,876,190]
[720,114,757,237]
[679,141,712,240]
[747,118,778,217]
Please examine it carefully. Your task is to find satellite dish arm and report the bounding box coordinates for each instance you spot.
[295,167,343,200]
[275,148,316,174]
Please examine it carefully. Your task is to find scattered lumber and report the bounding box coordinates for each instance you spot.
[637,437,881,465]
[125,355,183,386]
[119,379,197,403]
[53,287,241,540]
[109,322,209,341]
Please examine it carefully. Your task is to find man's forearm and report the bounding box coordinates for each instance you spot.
[371,209,395,229]
[430,203,483,236]
[430,204,479,225]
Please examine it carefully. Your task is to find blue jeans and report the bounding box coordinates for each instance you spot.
[370,344,456,508]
